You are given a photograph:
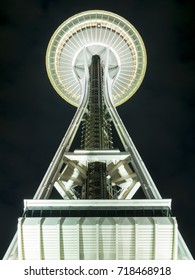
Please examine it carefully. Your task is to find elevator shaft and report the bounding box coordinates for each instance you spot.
[81,55,113,150]
[81,55,112,199]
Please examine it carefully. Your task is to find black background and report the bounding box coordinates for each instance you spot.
[0,0,194,259]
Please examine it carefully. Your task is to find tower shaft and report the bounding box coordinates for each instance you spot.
[81,55,113,150]
[81,55,111,199]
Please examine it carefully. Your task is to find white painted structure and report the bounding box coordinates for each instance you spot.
[3,10,193,260]
[18,216,177,260]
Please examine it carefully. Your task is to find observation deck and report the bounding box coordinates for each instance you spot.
[46,10,147,106]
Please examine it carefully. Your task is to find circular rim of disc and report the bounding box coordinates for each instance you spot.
[46,10,147,107]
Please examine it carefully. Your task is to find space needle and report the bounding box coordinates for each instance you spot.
[3,10,192,260]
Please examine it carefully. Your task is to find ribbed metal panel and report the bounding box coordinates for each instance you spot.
[41,219,59,260]
[18,216,177,260]
[79,218,97,259]
[118,225,135,259]
[19,218,41,260]
[99,218,116,259]
[137,224,154,260]
[157,225,175,260]
[61,218,78,260]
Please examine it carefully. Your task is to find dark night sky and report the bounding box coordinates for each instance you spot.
[0,0,195,259]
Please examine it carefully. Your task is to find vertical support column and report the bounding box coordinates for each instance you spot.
[96,223,99,260]
[76,223,80,260]
[39,218,43,260]
[135,221,138,259]
[173,218,178,260]
[17,218,23,260]
[154,220,158,259]
[116,223,119,260]
[57,218,61,260]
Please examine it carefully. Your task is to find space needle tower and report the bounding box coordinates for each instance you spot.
[4,10,193,260]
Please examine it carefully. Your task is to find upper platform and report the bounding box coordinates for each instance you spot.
[46,10,147,107]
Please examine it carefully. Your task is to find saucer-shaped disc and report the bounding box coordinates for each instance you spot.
[46,10,147,107]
